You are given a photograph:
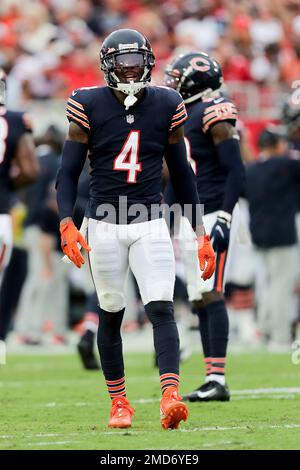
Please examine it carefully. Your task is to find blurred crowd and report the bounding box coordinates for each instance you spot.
[2,0,300,108]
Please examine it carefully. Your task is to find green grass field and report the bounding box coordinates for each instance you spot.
[0,351,300,450]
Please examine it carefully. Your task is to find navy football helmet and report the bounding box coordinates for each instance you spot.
[100,29,155,104]
[164,52,223,103]
[281,99,300,136]
[0,69,7,106]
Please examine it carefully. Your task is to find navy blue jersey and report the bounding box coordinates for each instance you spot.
[185,95,238,214]
[246,157,300,248]
[0,108,32,214]
[66,86,187,220]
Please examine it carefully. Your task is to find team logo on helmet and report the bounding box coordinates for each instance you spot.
[164,52,223,104]
[190,57,210,72]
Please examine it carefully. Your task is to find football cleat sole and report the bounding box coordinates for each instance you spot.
[108,421,132,429]
[161,402,188,430]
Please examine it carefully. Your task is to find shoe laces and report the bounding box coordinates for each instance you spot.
[163,386,182,401]
[111,397,134,417]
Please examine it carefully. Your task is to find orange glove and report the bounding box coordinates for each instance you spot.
[60,220,91,268]
[197,235,216,281]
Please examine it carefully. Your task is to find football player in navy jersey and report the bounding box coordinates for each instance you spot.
[0,69,39,288]
[0,68,39,342]
[164,52,245,402]
[56,29,215,430]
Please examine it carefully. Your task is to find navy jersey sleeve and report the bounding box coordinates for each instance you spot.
[66,90,91,133]
[168,89,188,133]
[201,98,238,133]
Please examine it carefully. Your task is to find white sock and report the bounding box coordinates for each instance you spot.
[208,374,226,386]
[84,321,98,334]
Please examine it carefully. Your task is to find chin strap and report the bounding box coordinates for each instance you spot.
[124,81,138,110]
[124,94,138,110]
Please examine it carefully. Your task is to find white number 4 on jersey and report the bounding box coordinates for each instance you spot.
[113,130,142,183]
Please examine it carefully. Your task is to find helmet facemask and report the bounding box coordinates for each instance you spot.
[101,50,155,109]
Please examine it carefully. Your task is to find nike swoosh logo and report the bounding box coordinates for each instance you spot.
[195,388,217,399]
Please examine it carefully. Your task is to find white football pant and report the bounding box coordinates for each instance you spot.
[87,218,175,312]
[0,214,13,287]
[178,205,240,301]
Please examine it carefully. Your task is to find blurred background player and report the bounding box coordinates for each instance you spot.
[17,183,69,344]
[72,164,101,370]
[246,126,300,350]
[0,68,39,342]
[164,52,245,401]
[15,125,63,344]
[56,29,215,429]
[77,291,100,370]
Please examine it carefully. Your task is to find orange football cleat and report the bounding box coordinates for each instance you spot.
[160,386,188,430]
[108,396,134,429]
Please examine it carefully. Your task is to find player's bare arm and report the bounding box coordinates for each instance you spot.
[167,123,184,144]
[13,132,39,188]
[209,120,238,145]
[67,121,89,145]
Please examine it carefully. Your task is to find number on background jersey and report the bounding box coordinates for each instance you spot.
[184,137,196,174]
[114,130,141,183]
[0,117,8,164]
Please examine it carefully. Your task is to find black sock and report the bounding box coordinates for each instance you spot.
[0,247,27,340]
[206,299,229,377]
[144,301,180,393]
[195,305,211,377]
[97,308,126,398]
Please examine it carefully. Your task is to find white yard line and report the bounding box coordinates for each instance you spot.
[233,394,295,400]
[0,432,81,441]
[26,440,78,446]
[1,423,300,446]
[231,387,300,395]
[102,423,300,435]
[180,424,300,433]
[0,387,299,415]
[132,387,300,404]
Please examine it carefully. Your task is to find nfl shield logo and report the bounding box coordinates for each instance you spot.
[126,114,135,124]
